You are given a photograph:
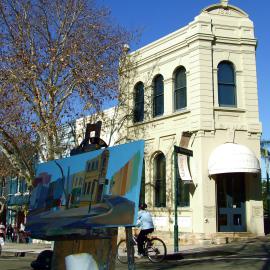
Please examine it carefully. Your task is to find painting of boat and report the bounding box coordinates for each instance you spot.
[26,140,144,239]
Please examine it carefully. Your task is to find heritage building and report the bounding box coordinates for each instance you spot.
[120,0,264,242]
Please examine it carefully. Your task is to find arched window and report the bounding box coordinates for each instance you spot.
[174,67,187,110]
[218,61,236,107]
[154,153,166,207]
[153,75,164,117]
[133,82,144,123]
[139,159,145,205]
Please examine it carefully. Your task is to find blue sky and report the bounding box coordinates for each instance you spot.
[100,0,270,141]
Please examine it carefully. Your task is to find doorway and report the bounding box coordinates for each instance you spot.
[217,173,246,232]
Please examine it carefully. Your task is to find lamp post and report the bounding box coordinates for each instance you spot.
[173,146,193,253]
[267,170,270,218]
[265,150,270,218]
[173,147,179,253]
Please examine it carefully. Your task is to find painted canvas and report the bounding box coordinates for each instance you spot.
[26,140,144,239]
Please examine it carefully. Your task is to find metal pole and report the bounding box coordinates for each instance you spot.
[174,146,179,252]
[267,170,270,219]
[265,152,270,219]
[125,227,135,270]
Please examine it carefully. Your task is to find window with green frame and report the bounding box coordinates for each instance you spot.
[133,82,144,123]
[153,75,164,117]
[218,61,236,107]
[174,66,187,110]
[154,153,166,207]
[175,161,190,207]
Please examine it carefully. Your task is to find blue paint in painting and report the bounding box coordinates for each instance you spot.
[27,140,144,239]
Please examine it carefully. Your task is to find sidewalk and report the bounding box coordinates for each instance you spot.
[166,236,268,260]
[1,241,52,256]
[0,240,220,259]
[165,242,223,260]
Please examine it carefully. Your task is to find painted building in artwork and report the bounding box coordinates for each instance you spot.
[119,0,264,242]
[110,151,141,196]
[71,172,85,207]
[80,149,110,205]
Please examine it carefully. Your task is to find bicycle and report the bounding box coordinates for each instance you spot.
[117,233,167,263]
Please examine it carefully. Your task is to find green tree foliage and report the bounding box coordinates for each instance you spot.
[261,139,270,215]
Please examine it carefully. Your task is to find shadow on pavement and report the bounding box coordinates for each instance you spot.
[166,250,236,260]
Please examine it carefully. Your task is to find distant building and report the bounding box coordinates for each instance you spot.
[119,0,264,241]
[0,177,29,229]
[81,150,110,205]
[71,172,85,207]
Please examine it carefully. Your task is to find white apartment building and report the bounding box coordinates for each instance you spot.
[120,0,264,242]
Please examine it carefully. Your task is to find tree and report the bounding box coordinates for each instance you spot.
[0,83,37,181]
[261,139,270,216]
[0,0,131,186]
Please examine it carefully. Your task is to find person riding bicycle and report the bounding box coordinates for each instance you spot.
[136,203,154,258]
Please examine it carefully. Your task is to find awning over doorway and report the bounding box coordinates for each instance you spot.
[208,143,260,175]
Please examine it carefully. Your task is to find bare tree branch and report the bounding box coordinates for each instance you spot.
[0,0,133,185]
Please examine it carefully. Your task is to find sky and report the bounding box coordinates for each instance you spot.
[100,0,270,141]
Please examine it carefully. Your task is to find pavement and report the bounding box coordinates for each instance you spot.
[0,241,52,256]
[0,240,225,259]
[3,236,267,262]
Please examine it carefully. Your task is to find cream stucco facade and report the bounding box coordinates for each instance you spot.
[120,1,264,241]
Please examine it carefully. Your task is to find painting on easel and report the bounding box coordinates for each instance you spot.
[26,140,144,239]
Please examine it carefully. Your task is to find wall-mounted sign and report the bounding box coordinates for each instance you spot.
[204,206,216,219]
[178,216,192,228]
[26,140,144,240]
[177,154,192,181]
[252,206,263,218]
[175,132,193,182]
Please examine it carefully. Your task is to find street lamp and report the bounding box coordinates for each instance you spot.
[265,150,270,218]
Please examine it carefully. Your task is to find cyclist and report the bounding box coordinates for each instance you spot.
[136,203,154,258]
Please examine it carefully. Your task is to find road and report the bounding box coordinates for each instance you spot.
[1,237,270,270]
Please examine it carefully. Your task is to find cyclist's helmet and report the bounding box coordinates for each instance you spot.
[139,203,147,210]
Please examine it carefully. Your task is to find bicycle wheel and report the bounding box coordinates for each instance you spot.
[145,237,167,263]
[116,240,128,263]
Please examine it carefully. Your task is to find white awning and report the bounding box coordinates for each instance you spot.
[208,143,260,175]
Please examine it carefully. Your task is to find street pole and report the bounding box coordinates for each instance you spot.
[267,170,270,218]
[174,146,179,253]
[265,151,270,218]
[51,122,119,270]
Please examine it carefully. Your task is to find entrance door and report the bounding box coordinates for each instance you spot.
[217,173,246,232]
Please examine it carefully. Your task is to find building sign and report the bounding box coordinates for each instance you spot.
[252,206,263,218]
[204,206,216,219]
[178,216,192,228]
[176,132,193,182]
[26,140,144,240]
[177,154,192,181]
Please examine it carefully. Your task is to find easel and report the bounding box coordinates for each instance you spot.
[51,121,118,270]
